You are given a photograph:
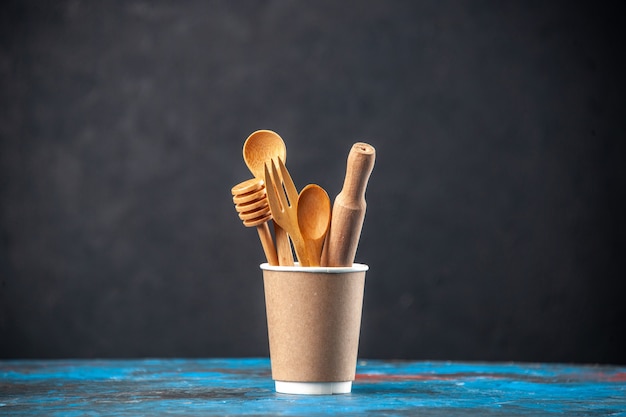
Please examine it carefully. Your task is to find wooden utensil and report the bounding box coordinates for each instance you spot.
[231,178,279,266]
[242,130,293,266]
[243,130,287,179]
[264,157,310,266]
[297,184,331,267]
[321,142,376,267]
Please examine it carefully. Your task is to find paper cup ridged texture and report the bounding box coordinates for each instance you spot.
[261,264,367,383]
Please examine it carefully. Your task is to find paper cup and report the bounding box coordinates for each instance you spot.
[261,263,368,395]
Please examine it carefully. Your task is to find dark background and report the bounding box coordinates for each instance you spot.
[1,1,625,364]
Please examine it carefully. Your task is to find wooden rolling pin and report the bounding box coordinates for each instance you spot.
[321,142,375,267]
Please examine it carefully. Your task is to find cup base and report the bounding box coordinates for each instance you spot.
[274,381,352,395]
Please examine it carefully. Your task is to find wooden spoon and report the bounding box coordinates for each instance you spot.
[297,184,331,267]
[243,130,287,179]
[242,130,294,266]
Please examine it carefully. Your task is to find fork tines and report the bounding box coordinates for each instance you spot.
[264,157,309,266]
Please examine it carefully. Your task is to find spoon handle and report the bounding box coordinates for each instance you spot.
[321,142,375,267]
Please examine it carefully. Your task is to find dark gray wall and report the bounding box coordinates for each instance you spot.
[1,1,625,363]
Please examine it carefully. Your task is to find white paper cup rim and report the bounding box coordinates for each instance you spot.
[260,262,368,273]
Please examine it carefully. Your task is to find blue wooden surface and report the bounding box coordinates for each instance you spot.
[1,358,625,416]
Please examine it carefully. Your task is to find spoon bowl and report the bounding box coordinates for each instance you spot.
[243,130,293,266]
[243,130,287,180]
[297,184,331,267]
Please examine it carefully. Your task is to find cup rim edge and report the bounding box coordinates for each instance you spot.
[260,262,369,273]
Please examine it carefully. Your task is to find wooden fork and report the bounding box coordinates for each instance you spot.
[264,157,311,266]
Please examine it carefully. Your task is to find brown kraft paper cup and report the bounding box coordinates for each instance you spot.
[261,263,368,395]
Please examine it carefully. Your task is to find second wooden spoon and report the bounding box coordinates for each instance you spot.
[242,130,293,266]
[297,184,331,267]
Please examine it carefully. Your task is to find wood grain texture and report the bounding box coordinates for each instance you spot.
[297,184,331,267]
[242,130,294,266]
[321,143,375,267]
[231,179,278,266]
[265,158,310,266]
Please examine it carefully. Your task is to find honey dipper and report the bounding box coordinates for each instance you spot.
[231,178,279,266]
